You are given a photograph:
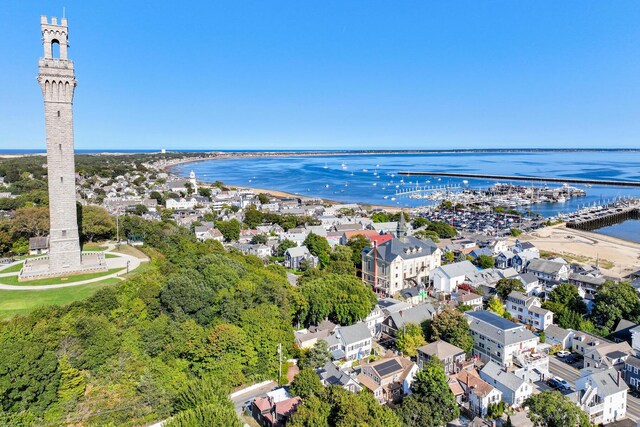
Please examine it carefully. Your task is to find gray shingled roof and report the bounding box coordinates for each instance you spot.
[466,310,537,346]
[389,303,436,329]
[337,322,372,344]
[285,246,311,258]
[580,367,628,396]
[480,361,526,392]
[527,258,566,275]
[436,260,477,279]
[417,340,465,360]
[373,236,438,262]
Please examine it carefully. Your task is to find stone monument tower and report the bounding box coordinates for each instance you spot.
[37,16,82,273]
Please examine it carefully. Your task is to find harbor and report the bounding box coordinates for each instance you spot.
[395,182,586,209]
[397,171,640,188]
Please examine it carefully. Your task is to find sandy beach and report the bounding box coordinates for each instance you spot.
[515,224,640,278]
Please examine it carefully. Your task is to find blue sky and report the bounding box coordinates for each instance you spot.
[2,1,640,151]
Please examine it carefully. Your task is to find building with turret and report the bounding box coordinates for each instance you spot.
[361,215,441,296]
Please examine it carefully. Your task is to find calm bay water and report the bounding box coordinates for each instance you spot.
[173,150,640,241]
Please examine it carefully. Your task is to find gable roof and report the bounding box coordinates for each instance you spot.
[480,361,526,392]
[466,310,537,346]
[337,322,371,344]
[527,258,567,275]
[417,340,465,360]
[435,260,477,279]
[388,303,436,329]
[285,246,311,258]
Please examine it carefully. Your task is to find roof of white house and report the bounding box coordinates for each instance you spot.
[480,361,526,392]
[434,260,477,279]
[285,246,311,258]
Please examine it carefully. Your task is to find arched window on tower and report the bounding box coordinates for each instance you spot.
[51,39,60,59]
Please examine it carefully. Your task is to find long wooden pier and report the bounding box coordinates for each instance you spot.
[397,171,640,188]
[566,200,640,231]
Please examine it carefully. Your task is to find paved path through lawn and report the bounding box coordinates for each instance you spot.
[0,252,144,290]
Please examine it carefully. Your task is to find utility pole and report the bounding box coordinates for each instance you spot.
[278,343,282,382]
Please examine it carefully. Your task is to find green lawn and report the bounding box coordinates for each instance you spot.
[0,278,121,319]
[82,243,109,251]
[105,253,119,259]
[1,268,123,286]
[0,262,24,274]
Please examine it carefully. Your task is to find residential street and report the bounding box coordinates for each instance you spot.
[548,355,640,422]
[230,381,278,414]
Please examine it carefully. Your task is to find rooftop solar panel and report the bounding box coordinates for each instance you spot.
[375,359,402,376]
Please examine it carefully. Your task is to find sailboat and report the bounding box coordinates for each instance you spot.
[322,163,328,169]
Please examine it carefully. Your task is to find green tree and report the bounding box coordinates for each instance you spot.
[496,278,525,301]
[488,296,505,316]
[243,205,264,229]
[525,390,592,427]
[289,367,324,399]
[276,239,298,257]
[443,251,455,264]
[198,323,258,386]
[257,193,270,204]
[11,237,29,255]
[346,234,370,268]
[300,340,331,370]
[57,356,86,408]
[396,358,459,427]
[412,217,430,229]
[371,212,390,223]
[545,283,586,314]
[301,274,376,326]
[414,229,440,243]
[475,254,495,269]
[428,308,473,354]
[81,205,115,241]
[11,206,49,237]
[395,323,426,357]
[326,245,356,275]
[215,219,241,242]
[426,221,456,238]
[593,280,640,332]
[303,233,331,268]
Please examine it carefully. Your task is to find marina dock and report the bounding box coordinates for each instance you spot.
[397,171,640,188]
[565,199,640,231]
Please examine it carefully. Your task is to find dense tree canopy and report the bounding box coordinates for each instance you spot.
[525,391,592,427]
[427,308,473,354]
[495,278,525,301]
[395,323,426,357]
[300,274,377,326]
[396,358,459,427]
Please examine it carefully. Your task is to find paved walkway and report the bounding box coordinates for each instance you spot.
[0,251,146,290]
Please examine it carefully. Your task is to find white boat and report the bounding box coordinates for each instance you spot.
[322,163,328,169]
[462,180,469,184]
[362,169,369,172]
[372,182,377,186]
[390,197,396,201]
[341,163,347,168]
[324,184,330,188]
[383,196,389,199]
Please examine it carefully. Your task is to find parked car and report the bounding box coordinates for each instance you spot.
[557,351,571,358]
[548,377,571,391]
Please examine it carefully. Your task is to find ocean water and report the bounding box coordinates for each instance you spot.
[595,220,640,242]
[172,150,640,242]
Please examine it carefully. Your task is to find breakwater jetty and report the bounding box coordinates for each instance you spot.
[565,199,640,231]
[397,171,640,188]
